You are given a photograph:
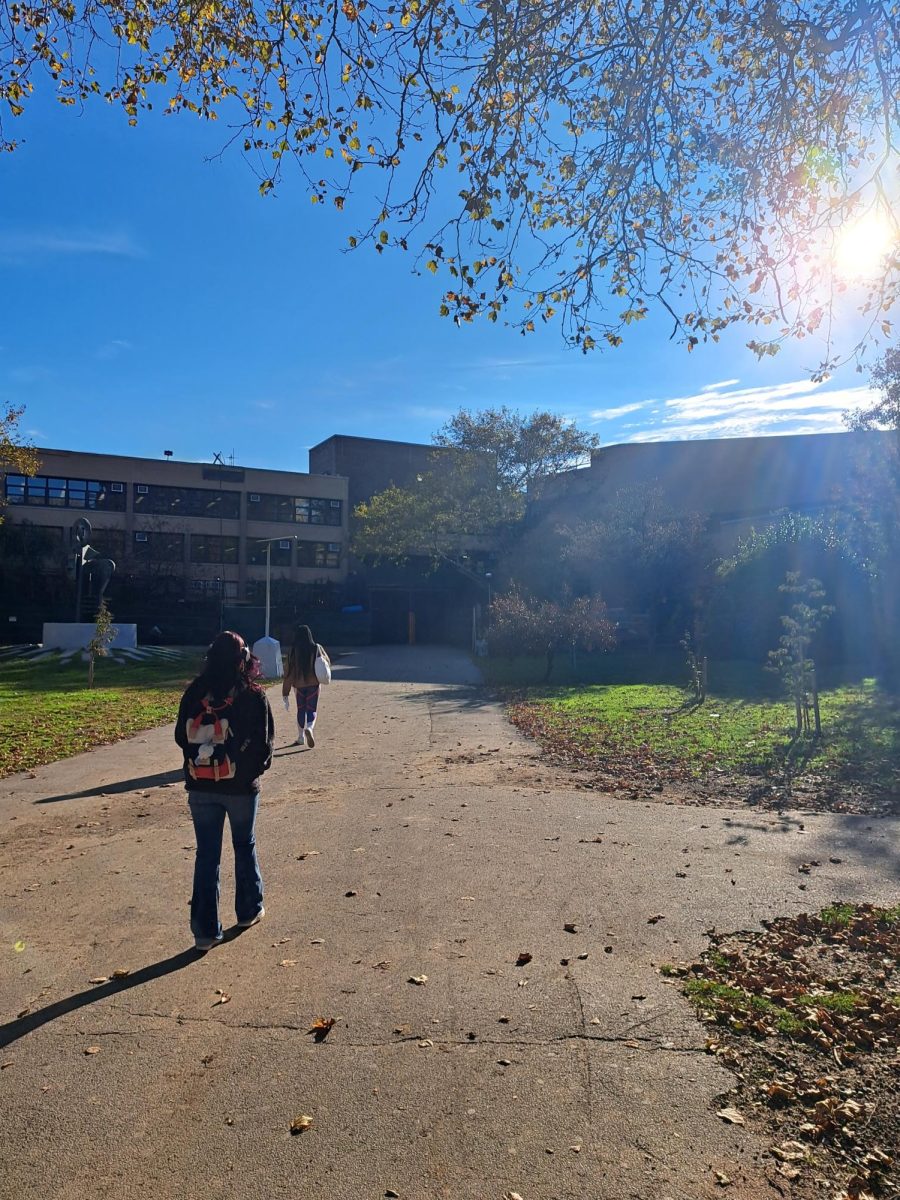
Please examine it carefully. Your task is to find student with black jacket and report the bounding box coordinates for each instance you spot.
[175,631,275,951]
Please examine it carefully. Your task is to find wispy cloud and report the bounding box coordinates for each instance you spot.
[8,365,53,386]
[95,339,133,361]
[589,401,649,422]
[623,379,878,443]
[0,230,145,260]
[701,378,740,392]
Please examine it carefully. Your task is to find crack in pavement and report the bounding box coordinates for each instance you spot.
[82,1006,704,1053]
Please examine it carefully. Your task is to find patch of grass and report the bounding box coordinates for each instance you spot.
[794,991,864,1014]
[820,902,858,928]
[507,677,899,787]
[685,979,749,1007]
[775,1011,808,1036]
[0,651,203,777]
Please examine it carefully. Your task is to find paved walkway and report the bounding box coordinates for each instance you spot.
[1,646,897,1200]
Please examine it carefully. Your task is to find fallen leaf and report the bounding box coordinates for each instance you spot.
[89,976,108,985]
[563,922,578,934]
[417,1039,433,1048]
[385,1192,400,1199]
[290,1113,313,1134]
[13,940,26,953]
[212,991,231,1007]
[715,1171,731,1186]
[280,959,298,967]
[498,1058,512,1066]
[111,968,130,979]
[506,1193,524,1200]
[770,1141,808,1162]
[307,1017,336,1042]
[408,975,428,986]
[647,914,665,925]
[515,952,532,967]
[716,1107,745,1125]
[83,1045,101,1055]
[310,938,326,945]
[344,890,358,897]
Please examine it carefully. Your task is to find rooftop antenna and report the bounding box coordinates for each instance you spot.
[228,450,235,467]
[212,452,224,465]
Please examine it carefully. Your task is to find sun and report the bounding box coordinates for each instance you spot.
[834,209,898,282]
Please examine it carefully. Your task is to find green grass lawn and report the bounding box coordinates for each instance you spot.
[0,651,204,778]
[498,668,899,792]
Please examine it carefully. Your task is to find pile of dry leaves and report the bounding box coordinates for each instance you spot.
[671,904,900,1199]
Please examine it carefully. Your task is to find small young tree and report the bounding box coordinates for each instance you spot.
[766,574,834,737]
[86,600,116,688]
[680,631,707,704]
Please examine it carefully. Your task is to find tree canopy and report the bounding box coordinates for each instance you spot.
[0,405,38,521]
[352,405,593,561]
[3,0,897,367]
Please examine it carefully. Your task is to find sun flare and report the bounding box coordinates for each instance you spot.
[834,210,898,282]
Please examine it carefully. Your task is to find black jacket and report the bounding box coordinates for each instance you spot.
[175,682,274,795]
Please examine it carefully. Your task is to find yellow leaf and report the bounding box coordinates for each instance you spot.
[426,260,438,274]
[290,1113,313,1133]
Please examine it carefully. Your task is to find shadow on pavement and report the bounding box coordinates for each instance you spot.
[395,684,495,713]
[332,645,484,688]
[0,927,250,1049]
[35,769,184,805]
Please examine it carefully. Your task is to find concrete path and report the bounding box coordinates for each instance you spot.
[1,646,897,1200]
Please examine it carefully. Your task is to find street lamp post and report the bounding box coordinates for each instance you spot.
[252,535,297,677]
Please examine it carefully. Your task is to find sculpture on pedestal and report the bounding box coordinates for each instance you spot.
[71,517,116,620]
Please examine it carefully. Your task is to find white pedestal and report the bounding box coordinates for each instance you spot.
[42,622,138,651]
[252,636,283,679]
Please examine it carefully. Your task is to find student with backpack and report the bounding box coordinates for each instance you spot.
[175,631,275,951]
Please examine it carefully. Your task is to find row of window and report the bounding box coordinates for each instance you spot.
[3,475,343,525]
[11,525,342,569]
[130,532,341,569]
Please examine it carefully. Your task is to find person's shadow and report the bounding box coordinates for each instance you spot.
[0,927,250,1049]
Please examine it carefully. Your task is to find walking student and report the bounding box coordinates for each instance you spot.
[282,624,330,748]
[175,631,275,951]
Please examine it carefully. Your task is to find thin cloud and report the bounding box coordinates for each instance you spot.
[0,230,145,260]
[701,378,740,392]
[95,339,133,361]
[589,401,649,422]
[622,379,878,443]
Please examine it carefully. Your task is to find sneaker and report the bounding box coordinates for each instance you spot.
[293,735,304,746]
[304,727,316,748]
[195,935,224,952]
[238,906,265,929]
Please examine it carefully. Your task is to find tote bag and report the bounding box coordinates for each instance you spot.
[314,645,332,685]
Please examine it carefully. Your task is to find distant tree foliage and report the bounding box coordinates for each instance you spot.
[2,0,896,366]
[353,406,595,562]
[0,405,38,521]
[434,408,598,493]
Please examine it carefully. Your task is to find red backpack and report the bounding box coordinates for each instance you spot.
[184,693,238,782]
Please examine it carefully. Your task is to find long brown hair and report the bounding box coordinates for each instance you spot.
[288,624,317,679]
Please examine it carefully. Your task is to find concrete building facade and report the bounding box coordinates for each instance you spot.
[1,447,349,603]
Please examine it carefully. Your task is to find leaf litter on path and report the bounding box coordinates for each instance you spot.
[675,903,900,1199]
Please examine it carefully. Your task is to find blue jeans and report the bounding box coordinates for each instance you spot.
[188,791,264,941]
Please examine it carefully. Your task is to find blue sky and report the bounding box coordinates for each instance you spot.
[0,92,880,474]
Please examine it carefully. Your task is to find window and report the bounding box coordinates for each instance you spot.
[132,531,184,562]
[247,538,292,566]
[90,528,126,562]
[3,474,127,511]
[190,534,239,564]
[249,492,342,525]
[296,540,341,569]
[133,482,240,520]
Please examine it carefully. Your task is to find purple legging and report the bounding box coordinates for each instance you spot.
[294,685,320,731]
